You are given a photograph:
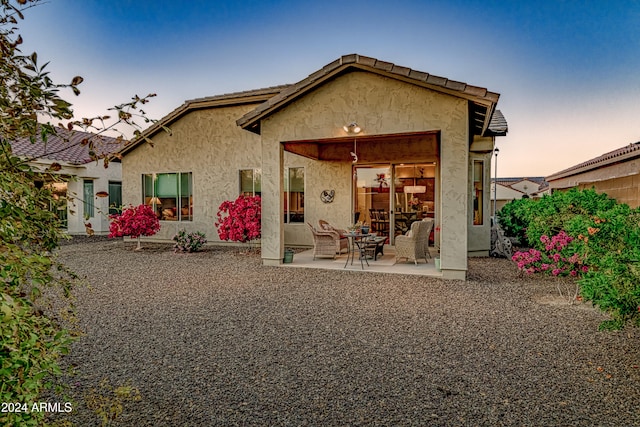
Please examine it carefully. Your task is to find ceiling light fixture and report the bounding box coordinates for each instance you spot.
[343,122,362,134]
[344,122,362,163]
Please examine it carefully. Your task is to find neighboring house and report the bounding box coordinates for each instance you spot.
[10,127,123,235]
[120,54,508,279]
[546,141,640,208]
[491,177,550,215]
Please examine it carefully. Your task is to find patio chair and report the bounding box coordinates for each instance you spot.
[395,219,434,265]
[318,219,349,254]
[307,223,342,260]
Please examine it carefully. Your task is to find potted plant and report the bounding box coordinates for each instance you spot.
[283,248,295,263]
[348,221,363,234]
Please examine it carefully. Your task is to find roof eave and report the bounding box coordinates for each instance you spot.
[120,87,288,156]
[237,54,501,134]
[546,143,640,182]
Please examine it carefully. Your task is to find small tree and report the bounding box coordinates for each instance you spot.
[109,204,160,250]
[215,195,261,249]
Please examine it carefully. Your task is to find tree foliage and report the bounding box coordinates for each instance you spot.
[1,1,161,424]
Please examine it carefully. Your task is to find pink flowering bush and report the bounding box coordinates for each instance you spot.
[173,229,207,253]
[512,231,588,278]
[501,189,640,330]
[215,195,261,244]
[109,204,160,250]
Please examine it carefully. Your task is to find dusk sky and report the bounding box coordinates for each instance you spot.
[18,0,640,177]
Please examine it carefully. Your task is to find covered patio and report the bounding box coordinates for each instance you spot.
[281,245,443,277]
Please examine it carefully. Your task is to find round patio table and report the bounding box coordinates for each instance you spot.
[342,233,371,269]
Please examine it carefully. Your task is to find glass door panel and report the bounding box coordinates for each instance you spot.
[354,165,391,241]
[393,163,436,241]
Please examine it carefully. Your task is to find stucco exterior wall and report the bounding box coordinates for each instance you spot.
[73,161,122,235]
[576,174,640,208]
[30,159,121,235]
[122,103,263,241]
[468,151,492,255]
[549,158,640,208]
[282,154,352,247]
[260,71,469,278]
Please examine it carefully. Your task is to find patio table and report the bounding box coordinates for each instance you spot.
[342,233,371,269]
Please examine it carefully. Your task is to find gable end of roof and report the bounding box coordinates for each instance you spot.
[237,54,501,134]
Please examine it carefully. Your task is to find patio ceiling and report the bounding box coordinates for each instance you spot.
[282,131,439,164]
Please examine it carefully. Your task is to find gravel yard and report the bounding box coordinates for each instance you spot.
[50,239,639,426]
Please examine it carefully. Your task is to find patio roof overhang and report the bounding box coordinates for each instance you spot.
[282,131,439,163]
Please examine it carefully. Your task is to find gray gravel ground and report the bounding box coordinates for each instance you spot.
[48,239,639,426]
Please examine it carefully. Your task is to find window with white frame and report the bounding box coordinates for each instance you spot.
[284,167,304,223]
[142,172,193,221]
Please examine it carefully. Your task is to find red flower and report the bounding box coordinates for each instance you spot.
[109,204,160,239]
[215,195,261,243]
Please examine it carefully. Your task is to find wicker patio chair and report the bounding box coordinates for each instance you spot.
[318,220,349,254]
[421,218,434,260]
[395,219,433,265]
[307,223,342,260]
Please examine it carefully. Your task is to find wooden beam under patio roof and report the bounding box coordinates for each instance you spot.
[282,131,439,164]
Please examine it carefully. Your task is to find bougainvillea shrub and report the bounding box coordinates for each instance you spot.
[502,189,640,329]
[512,231,589,277]
[108,204,160,249]
[215,195,261,243]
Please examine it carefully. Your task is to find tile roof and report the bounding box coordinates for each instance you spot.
[119,85,288,156]
[493,177,547,185]
[237,54,502,136]
[492,177,549,192]
[487,110,508,136]
[10,127,123,165]
[546,141,640,181]
[121,54,506,157]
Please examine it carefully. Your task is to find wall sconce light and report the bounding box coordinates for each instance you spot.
[343,122,362,134]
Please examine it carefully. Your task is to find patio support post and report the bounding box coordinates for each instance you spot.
[438,102,469,280]
[261,139,285,265]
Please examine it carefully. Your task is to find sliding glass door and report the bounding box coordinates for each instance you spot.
[353,163,436,244]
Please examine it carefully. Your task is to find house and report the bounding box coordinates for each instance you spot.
[546,142,640,208]
[491,177,550,215]
[10,128,123,235]
[120,54,508,279]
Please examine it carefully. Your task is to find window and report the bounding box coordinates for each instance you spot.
[142,172,193,221]
[284,167,304,223]
[108,181,122,215]
[473,160,483,225]
[47,181,68,228]
[83,180,94,218]
[239,169,261,196]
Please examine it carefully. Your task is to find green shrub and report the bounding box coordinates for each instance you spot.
[505,188,640,329]
[173,229,207,253]
[524,189,617,248]
[497,197,534,242]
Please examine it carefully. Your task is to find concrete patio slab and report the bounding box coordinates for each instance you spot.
[280,245,443,277]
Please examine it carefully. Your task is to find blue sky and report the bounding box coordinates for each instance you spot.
[18,0,640,176]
